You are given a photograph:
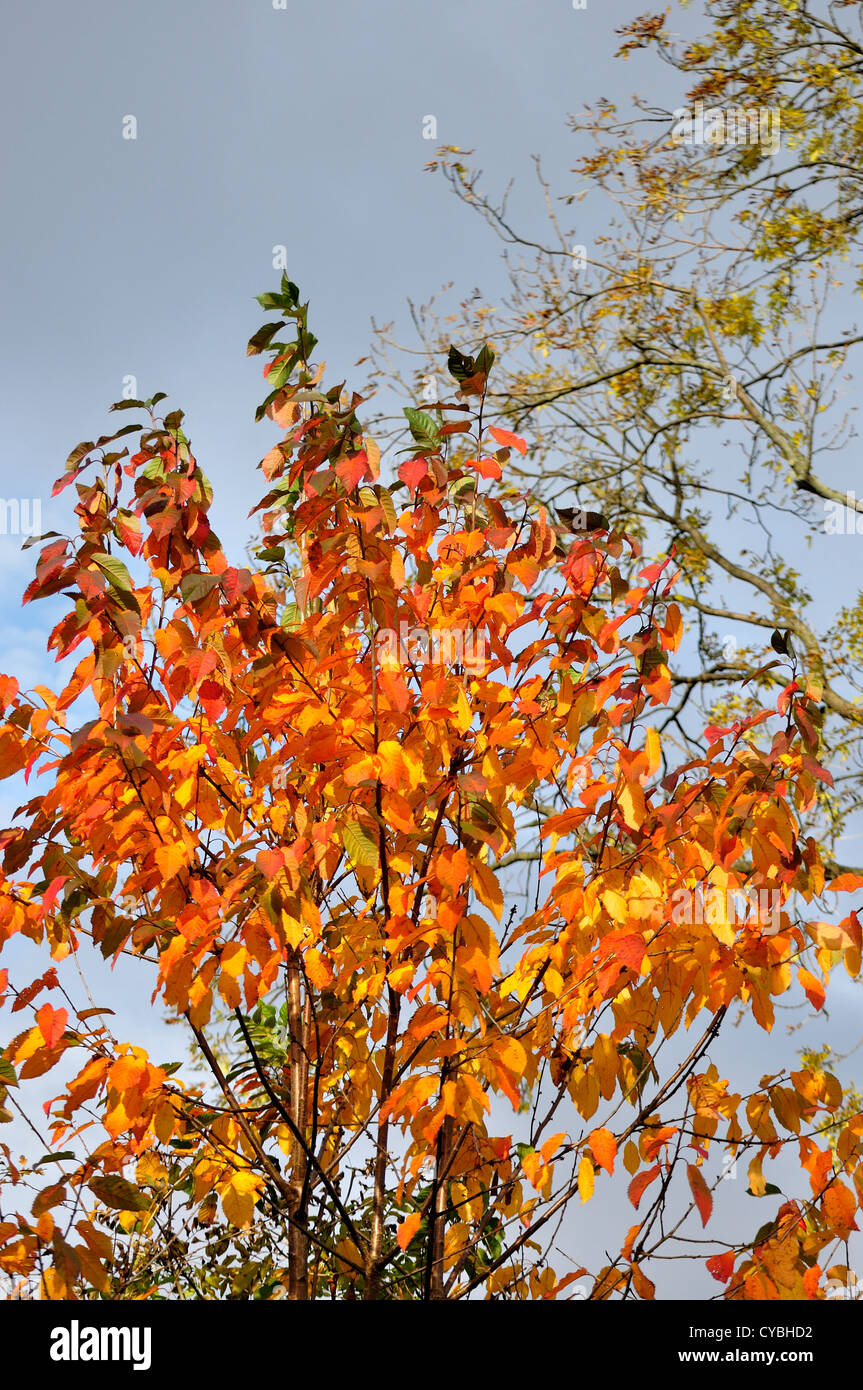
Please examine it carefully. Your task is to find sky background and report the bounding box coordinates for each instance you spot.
[1,0,861,1300]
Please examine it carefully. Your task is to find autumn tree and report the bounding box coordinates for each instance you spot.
[0,275,861,1301]
[367,0,863,867]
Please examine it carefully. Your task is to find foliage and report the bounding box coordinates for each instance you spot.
[0,275,861,1300]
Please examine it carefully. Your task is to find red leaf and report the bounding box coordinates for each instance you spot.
[601,932,646,973]
[41,876,69,919]
[12,969,59,1014]
[687,1163,713,1226]
[37,1004,68,1048]
[488,426,527,455]
[335,451,370,492]
[628,1164,660,1210]
[706,1251,735,1283]
[398,458,430,494]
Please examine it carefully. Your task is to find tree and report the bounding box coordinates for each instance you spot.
[367,0,863,867]
[0,275,860,1301]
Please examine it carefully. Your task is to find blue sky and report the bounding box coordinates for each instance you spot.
[1,0,861,1299]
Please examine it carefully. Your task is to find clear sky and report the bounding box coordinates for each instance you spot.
[1,0,860,1299]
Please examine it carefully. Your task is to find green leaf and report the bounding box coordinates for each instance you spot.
[65,441,95,471]
[180,572,221,604]
[746,1183,782,1197]
[0,1058,17,1088]
[475,343,495,378]
[163,410,184,431]
[142,457,167,482]
[109,399,148,411]
[247,321,286,356]
[770,629,793,657]
[403,407,442,447]
[21,531,64,550]
[91,553,135,594]
[32,1151,75,1167]
[447,345,476,383]
[342,820,379,869]
[88,1175,151,1212]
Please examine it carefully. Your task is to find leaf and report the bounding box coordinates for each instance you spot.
[447,345,476,383]
[630,1263,656,1300]
[588,1127,617,1176]
[577,1155,595,1203]
[247,321,286,356]
[220,1170,262,1228]
[342,820,379,869]
[398,458,430,493]
[687,1164,713,1227]
[37,1004,67,1048]
[403,407,441,447]
[88,1175,151,1212]
[828,873,863,893]
[91,553,135,595]
[488,425,527,456]
[628,1164,660,1210]
[823,1181,858,1241]
[397,1212,422,1251]
[180,572,221,604]
[65,441,95,471]
[706,1251,735,1283]
[798,966,826,1010]
[770,629,793,657]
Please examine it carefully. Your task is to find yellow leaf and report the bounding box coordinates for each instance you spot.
[220,1170,262,1228]
[643,725,660,777]
[472,860,503,921]
[154,842,187,879]
[618,781,646,830]
[578,1155,595,1204]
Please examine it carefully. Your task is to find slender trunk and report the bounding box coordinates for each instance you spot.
[287,952,310,1300]
[364,987,400,1300]
[427,1113,453,1300]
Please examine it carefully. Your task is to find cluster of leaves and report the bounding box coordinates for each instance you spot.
[373,0,863,865]
[0,275,860,1299]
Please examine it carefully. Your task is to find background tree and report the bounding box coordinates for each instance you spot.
[366,0,863,868]
[0,278,860,1301]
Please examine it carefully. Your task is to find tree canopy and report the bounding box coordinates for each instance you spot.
[0,274,860,1300]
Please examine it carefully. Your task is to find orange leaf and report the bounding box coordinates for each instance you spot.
[397,1213,422,1251]
[588,1127,617,1176]
[828,873,863,892]
[823,1181,858,1241]
[488,426,527,456]
[628,1164,660,1210]
[798,967,826,1011]
[37,1004,67,1048]
[630,1263,655,1300]
[687,1163,713,1227]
